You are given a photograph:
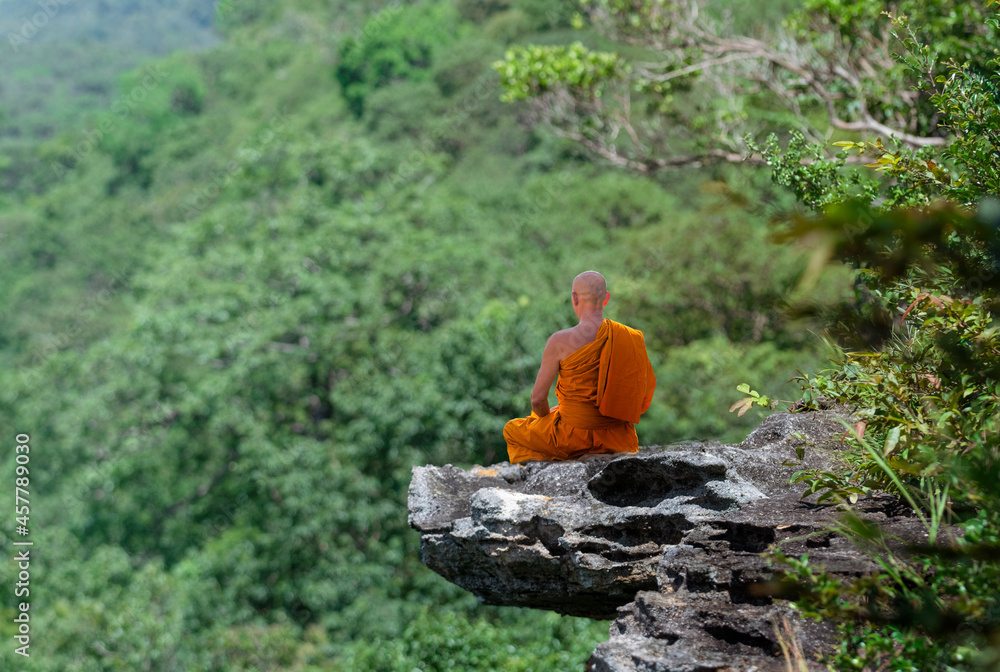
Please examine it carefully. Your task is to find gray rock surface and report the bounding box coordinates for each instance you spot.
[408,410,930,671]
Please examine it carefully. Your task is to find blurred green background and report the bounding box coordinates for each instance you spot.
[0,1,830,669]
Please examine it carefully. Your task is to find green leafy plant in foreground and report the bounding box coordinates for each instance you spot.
[728,382,772,417]
[730,10,1000,670]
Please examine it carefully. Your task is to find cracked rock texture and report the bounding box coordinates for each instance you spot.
[408,410,934,671]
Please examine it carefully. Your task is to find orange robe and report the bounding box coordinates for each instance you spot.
[503,319,656,463]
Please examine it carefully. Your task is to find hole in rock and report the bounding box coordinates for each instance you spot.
[653,633,680,645]
[582,516,689,547]
[535,520,567,555]
[728,583,773,606]
[588,458,725,507]
[704,625,778,656]
[806,533,833,548]
[707,522,776,553]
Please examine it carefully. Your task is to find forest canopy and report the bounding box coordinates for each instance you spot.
[3,0,997,670]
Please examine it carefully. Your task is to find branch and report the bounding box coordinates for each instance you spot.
[828,114,947,147]
[549,126,764,172]
[585,0,949,149]
[636,52,750,83]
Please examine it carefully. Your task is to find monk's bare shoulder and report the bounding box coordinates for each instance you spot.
[544,328,571,347]
[546,324,598,360]
[543,329,576,360]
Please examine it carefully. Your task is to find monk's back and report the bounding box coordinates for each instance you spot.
[555,340,602,406]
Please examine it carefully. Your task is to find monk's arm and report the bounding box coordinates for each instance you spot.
[641,356,656,415]
[530,335,561,418]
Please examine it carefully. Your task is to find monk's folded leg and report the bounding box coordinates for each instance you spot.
[590,424,640,455]
[504,413,609,463]
[503,416,558,463]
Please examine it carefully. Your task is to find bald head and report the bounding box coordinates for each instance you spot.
[572,271,608,308]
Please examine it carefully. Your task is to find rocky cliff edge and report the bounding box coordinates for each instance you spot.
[408,410,931,671]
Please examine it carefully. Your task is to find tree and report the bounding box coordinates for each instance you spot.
[494,0,1000,171]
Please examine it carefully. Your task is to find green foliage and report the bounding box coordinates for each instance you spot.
[756,13,1000,212]
[745,10,1000,670]
[338,606,607,670]
[458,0,513,23]
[613,177,827,350]
[642,336,819,443]
[792,0,999,59]
[729,383,771,418]
[773,552,976,672]
[0,0,218,195]
[933,62,1000,203]
[490,0,1000,668]
[512,0,579,30]
[494,41,623,102]
[216,0,280,34]
[785,0,1000,138]
[336,2,462,116]
[0,1,830,670]
[495,0,1000,178]
[748,133,875,211]
[575,0,673,36]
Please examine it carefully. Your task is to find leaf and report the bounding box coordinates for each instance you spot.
[729,398,755,417]
[736,383,751,394]
[883,425,901,455]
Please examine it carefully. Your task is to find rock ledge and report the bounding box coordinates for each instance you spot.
[408,411,929,671]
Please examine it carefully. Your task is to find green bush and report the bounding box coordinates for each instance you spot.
[754,13,1000,670]
[336,2,462,116]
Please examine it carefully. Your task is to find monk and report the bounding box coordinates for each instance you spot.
[503,271,656,463]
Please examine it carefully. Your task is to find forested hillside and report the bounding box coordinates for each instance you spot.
[0,1,832,669]
[0,0,219,195]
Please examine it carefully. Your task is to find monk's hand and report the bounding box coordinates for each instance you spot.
[531,400,550,418]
